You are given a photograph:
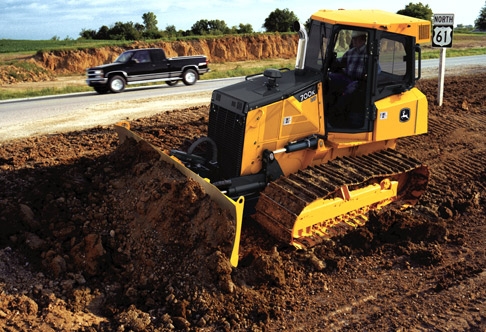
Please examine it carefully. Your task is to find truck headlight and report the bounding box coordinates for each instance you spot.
[87,69,104,78]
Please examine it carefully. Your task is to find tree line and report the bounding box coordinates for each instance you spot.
[79,3,486,41]
[79,9,299,40]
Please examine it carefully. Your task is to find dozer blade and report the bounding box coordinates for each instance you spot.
[254,149,429,248]
[114,121,244,267]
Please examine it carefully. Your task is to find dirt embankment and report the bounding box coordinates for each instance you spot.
[1,34,298,83]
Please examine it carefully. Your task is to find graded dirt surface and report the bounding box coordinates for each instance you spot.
[0,73,485,331]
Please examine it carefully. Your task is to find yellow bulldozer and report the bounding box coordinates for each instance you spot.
[116,9,431,267]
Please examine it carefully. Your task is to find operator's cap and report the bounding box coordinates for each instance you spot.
[351,30,367,38]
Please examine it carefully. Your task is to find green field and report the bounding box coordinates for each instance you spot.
[0,39,126,53]
[0,35,216,54]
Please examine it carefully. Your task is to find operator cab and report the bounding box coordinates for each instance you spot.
[303,19,420,133]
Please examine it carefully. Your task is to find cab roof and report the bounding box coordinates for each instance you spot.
[311,9,431,43]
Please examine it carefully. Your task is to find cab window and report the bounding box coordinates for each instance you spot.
[131,50,151,63]
[377,35,409,85]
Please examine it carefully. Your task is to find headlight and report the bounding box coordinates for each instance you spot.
[87,69,104,77]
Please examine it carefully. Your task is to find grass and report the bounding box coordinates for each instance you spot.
[420,33,486,58]
[0,86,92,100]
[4,61,53,80]
[0,39,134,53]
[422,47,486,59]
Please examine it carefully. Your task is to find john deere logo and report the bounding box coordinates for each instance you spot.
[399,108,410,122]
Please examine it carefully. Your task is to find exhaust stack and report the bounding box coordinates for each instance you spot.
[294,21,308,72]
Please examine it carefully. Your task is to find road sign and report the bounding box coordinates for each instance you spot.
[432,14,454,106]
[432,14,454,48]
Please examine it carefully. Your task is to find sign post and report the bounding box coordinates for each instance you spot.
[432,13,454,106]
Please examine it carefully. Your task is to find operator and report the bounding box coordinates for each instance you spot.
[328,30,368,111]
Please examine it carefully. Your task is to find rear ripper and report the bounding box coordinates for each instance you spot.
[86,48,210,93]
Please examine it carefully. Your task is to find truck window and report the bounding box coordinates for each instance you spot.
[115,51,133,63]
[151,49,166,62]
[132,50,151,63]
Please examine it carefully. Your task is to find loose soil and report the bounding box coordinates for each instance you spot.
[0,73,485,331]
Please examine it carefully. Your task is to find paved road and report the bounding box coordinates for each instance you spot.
[421,54,486,70]
[0,77,244,125]
[0,77,244,142]
[1,55,485,142]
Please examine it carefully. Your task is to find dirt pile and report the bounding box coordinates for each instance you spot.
[33,34,298,75]
[0,62,55,84]
[0,74,485,331]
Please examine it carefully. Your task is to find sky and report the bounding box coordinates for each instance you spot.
[1,0,484,40]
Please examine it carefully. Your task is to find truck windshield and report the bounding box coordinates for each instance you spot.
[114,51,134,63]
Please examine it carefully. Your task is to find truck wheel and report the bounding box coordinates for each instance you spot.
[109,75,126,93]
[166,80,179,86]
[94,87,108,94]
[182,69,198,86]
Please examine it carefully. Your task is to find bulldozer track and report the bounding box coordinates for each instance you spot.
[254,149,429,248]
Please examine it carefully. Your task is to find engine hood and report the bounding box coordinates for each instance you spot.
[211,69,322,115]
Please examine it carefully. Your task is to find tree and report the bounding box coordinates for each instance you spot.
[165,25,177,37]
[208,19,229,35]
[96,26,110,40]
[191,19,229,35]
[142,12,158,31]
[79,29,96,39]
[141,12,162,39]
[108,21,140,40]
[191,19,210,35]
[236,23,253,34]
[397,2,433,21]
[475,2,486,30]
[134,23,145,33]
[263,8,299,32]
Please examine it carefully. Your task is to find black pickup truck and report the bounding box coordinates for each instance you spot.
[86,48,210,93]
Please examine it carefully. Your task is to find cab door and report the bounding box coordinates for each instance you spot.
[325,28,376,133]
[126,50,155,82]
[372,32,428,140]
[149,49,171,80]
